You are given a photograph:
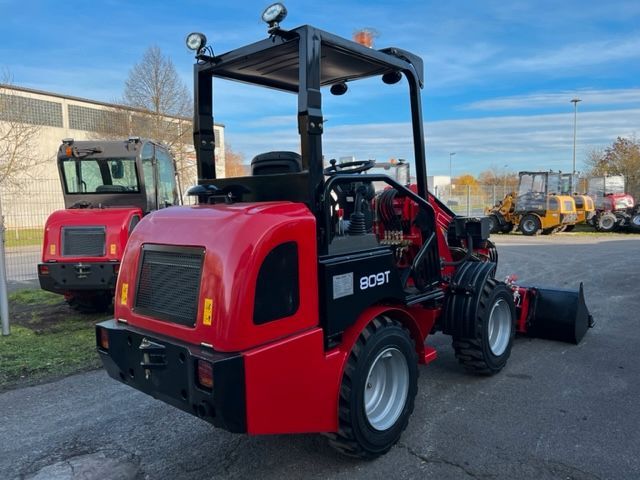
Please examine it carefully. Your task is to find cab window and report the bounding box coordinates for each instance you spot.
[141,143,156,210]
[156,147,178,207]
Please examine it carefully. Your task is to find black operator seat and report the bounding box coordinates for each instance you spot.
[251,151,302,175]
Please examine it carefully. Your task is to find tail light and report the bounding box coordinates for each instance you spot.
[197,359,213,390]
[97,327,109,350]
[38,265,50,276]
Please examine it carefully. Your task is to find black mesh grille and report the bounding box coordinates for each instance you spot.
[134,246,204,327]
[62,227,105,256]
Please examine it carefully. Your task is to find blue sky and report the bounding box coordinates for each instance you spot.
[2,0,639,177]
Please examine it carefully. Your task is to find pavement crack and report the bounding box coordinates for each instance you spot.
[221,436,245,475]
[67,459,76,477]
[398,443,492,479]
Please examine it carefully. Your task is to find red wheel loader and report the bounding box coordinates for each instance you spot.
[587,175,637,232]
[39,138,180,312]
[96,4,593,458]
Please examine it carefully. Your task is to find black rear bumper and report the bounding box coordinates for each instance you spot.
[39,262,118,293]
[96,320,247,433]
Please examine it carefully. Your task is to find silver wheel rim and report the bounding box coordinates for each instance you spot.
[523,219,535,233]
[487,298,512,356]
[601,216,615,229]
[364,347,409,431]
[632,216,640,227]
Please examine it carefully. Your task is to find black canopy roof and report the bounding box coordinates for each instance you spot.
[199,25,423,92]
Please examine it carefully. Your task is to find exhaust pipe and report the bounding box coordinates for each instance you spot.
[526,283,594,344]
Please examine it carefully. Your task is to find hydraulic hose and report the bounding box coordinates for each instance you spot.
[442,233,474,267]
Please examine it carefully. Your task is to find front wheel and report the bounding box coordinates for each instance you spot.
[452,279,516,375]
[327,316,418,459]
[629,213,640,232]
[595,212,618,232]
[520,214,541,236]
[487,214,500,234]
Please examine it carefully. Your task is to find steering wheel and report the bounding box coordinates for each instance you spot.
[324,158,375,176]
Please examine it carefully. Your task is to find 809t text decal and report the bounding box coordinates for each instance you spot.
[360,271,390,290]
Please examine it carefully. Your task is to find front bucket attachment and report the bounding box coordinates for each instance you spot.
[527,283,594,344]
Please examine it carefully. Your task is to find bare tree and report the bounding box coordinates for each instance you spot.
[121,46,194,183]
[0,72,43,189]
[478,166,518,192]
[225,145,248,177]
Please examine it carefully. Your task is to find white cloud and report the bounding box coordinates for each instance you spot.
[464,89,640,111]
[226,108,640,175]
[497,36,640,73]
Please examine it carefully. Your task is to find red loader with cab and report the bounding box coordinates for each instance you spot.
[96,4,594,458]
[588,175,638,232]
[39,137,180,311]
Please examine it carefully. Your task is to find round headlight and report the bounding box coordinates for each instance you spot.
[186,32,207,52]
[261,3,287,26]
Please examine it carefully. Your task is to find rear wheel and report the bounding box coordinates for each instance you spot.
[452,279,516,375]
[595,212,618,232]
[520,214,541,236]
[327,316,418,459]
[65,292,113,313]
[630,213,640,232]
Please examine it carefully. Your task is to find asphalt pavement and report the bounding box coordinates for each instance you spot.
[0,234,639,479]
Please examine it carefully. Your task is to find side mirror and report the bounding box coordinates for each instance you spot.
[110,160,124,179]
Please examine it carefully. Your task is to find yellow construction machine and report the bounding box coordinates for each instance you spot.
[487,172,578,235]
[485,192,517,234]
[560,173,595,231]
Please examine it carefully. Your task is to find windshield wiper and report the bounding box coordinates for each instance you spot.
[73,146,103,158]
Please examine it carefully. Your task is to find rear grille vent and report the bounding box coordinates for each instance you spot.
[134,245,204,327]
[62,227,106,256]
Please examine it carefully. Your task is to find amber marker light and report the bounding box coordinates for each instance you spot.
[197,360,213,390]
[97,327,109,350]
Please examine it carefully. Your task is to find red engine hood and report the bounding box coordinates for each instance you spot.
[42,207,143,262]
[114,202,319,352]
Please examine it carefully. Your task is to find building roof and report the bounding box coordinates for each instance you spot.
[0,83,225,127]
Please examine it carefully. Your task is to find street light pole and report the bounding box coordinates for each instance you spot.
[571,97,581,176]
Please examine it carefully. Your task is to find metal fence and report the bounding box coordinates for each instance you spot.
[433,184,514,217]
[1,179,63,282]
[0,180,515,282]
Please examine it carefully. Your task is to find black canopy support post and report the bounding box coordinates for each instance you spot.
[407,75,428,200]
[194,64,216,185]
[297,28,326,253]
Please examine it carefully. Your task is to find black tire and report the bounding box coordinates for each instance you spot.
[629,213,640,232]
[500,222,514,234]
[452,278,516,375]
[595,212,618,232]
[519,214,541,236]
[564,224,575,232]
[327,316,418,459]
[487,214,500,234]
[486,239,498,265]
[65,292,113,313]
